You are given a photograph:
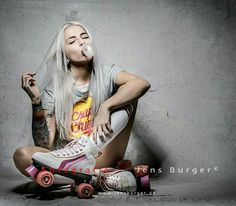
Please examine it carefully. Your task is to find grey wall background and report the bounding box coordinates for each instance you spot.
[0,0,235,183]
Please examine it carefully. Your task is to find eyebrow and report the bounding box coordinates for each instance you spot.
[67,36,76,42]
[66,33,89,42]
[80,32,88,36]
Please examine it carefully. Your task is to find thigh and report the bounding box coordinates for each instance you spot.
[95,101,137,168]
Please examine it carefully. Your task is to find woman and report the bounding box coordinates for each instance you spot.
[13,21,150,192]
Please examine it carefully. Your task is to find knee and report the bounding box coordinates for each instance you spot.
[13,147,34,176]
[13,147,31,166]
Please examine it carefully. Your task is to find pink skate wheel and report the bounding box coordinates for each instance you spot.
[134,165,149,177]
[36,171,54,187]
[117,159,132,170]
[25,165,39,179]
[76,183,94,199]
[140,175,150,191]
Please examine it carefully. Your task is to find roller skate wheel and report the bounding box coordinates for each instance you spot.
[140,175,151,191]
[117,159,132,170]
[134,165,149,177]
[36,171,54,187]
[76,183,94,199]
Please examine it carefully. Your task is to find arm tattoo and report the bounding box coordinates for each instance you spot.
[25,87,35,99]
[32,103,50,148]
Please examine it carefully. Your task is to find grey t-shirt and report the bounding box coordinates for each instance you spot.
[41,64,124,112]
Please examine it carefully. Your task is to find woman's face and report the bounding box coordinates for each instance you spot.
[64,25,92,65]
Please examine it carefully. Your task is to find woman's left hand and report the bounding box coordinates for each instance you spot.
[93,103,113,144]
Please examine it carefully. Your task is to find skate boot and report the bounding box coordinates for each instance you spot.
[116,160,151,192]
[25,135,100,198]
[96,167,137,192]
[31,135,99,174]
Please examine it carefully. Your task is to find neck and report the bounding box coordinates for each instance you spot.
[70,63,92,85]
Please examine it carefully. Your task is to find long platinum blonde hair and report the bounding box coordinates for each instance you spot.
[38,21,105,140]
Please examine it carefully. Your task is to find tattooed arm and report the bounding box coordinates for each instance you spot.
[21,72,56,149]
[32,103,56,149]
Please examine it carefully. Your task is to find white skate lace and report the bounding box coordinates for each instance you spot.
[99,171,121,191]
[51,138,88,157]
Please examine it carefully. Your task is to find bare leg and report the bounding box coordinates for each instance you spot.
[95,101,137,168]
[13,102,137,176]
[13,146,49,176]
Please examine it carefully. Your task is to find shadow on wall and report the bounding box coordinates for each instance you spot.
[125,120,169,178]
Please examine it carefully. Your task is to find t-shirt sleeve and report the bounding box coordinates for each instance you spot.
[41,82,54,112]
[105,64,125,95]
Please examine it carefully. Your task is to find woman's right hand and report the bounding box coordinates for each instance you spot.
[21,72,41,104]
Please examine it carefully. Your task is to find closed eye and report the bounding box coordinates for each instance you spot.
[81,33,89,39]
[69,40,75,44]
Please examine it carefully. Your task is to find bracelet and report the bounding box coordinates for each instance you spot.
[32,102,43,112]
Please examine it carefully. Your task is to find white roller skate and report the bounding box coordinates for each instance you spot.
[96,167,137,192]
[25,135,100,198]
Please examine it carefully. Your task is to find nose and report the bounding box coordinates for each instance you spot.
[79,39,85,47]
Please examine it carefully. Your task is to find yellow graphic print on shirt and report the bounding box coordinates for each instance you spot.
[69,96,94,139]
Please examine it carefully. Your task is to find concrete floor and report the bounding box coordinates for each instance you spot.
[0,169,235,206]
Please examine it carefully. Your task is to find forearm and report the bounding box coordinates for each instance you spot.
[103,79,150,111]
[32,103,51,149]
